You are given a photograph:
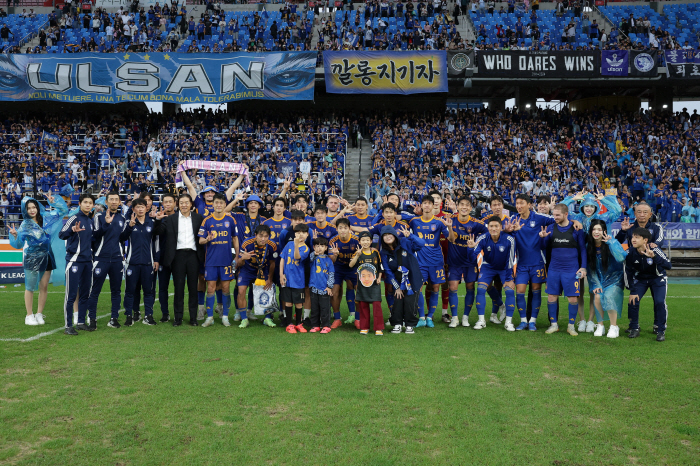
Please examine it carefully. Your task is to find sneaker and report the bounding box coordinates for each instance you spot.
[134,310,141,322]
[124,315,134,327]
[375,330,383,336]
[462,315,470,327]
[385,319,391,327]
[215,303,223,317]
[528,322,537,332]
[545,323,559,334]
[354,320,361,330]
[35,313,45,325]
[88,321,97,332]
[310,327,321,333]
[345,314,355,324]
[473,319,487,330]
[497,304,506,322]
[331,319,343,329]
[489,313,502,325]
[108,318,121,328]
[628,328,640,339]
[143,315,157,326]
[76,323,90,331]
[160,315,170,323]
[416,317,427,328]
[360,329,369,335]
[320,327,331,334]
[515,322,528,331]
[442,313,451,324]
[248,314,258,320]
[197,305,206,321]
[25,314,39,326]
[64,327,79,336]
[222,316,231,327]
[294,324,307,333]
[504,322,515,332]
[201,317,214,327]
[652,324,659,334]
[607,325,619,339]
[567,324,578,336]
[73,311,78,325]
[233,311,242,322]
[285,324,297,334]
[239,318,249,329]
[594,323,605,337]
[263,317,276,328]
[577,320,587,333]
[426,317,435,328]
[656,331,665,342]
[449,316,459,328]
[391,325,402,334]
[585,320,596,333]
[405,326,415,334]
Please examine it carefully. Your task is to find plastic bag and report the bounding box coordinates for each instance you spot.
[252,284,277,316]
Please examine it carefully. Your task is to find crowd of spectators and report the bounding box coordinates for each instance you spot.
[364,106,700,224]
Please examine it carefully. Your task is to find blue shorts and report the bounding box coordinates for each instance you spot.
[237,269,267,287]
[515,264,547,285]
[448,264,478,283]
[204,265,235,282]
[334,267,358,286]
[420,265,446,285]
[546,270,580,296]
[478,265,513,286]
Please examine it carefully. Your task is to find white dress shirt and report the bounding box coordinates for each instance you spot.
[177,212,197,251]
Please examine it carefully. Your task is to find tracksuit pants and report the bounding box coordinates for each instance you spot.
[87,260,124,321]
[124,264,155,317]
[64,261,92,328]
[310,292,331,328]
[389,293,419,327]
[628,277,668,332]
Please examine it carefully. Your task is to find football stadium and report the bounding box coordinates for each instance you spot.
[1,0,700,464]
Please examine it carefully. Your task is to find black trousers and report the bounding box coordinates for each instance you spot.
[158,264,172,318]
[390,293,418,327]
[310,292,331,328]
[171,249,199,322]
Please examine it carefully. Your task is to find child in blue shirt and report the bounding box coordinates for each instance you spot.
[309,237,335,333]
[280,223,310,333]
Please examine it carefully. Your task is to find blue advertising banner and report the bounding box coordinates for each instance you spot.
[602,50,628,76]
[0,52,316,103]
[609,222,700,249]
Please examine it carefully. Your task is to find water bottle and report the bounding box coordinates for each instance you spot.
[575,271,582,280]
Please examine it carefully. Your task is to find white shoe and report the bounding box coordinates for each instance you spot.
[577,320,587,333]
[391,324,402,334]
[607,325,619,339]
[222,316,231,327]
[594,323,605,337]
[585,320,596,333]
[545,323,559,334]
[442,313,451,324]
[201,316,214,327]
[497,304,506,322]
[567,324,579,336]
[473,319,487,330]
[233,311,241,322]
[25,314,39,326]
[197,305,206,321]
[73,311,79,325]
[215,303,223,317]
[489,313,502,325]
[35,313,45,325]
[504,322,515,332]
[461,315,470,327]
[386,319,392,328]
[449,316,459,328]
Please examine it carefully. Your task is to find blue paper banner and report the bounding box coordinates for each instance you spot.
[0,52,316,103]
[609,222,700,249]
[602,50,628,76]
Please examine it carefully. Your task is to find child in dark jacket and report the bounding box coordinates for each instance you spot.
[379,224,425,334]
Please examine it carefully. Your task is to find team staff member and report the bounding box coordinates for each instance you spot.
[87,191,126,329]
[155,193,177,322]
[60,193,95,335]
[154,194,206,326]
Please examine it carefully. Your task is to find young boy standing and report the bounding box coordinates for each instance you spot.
[309,237,335,333]
[280,223,310,333]
[349,231,384,335]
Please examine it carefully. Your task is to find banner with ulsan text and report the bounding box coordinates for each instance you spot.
[0,52,316,103]
[476,50,600,78]
[323,51,448,94]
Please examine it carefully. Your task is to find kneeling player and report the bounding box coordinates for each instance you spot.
[236,225,277,328]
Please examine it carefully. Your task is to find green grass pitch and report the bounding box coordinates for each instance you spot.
[1,282,699,465]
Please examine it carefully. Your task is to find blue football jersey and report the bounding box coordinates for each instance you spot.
[409,216,449,267]
[198,213,237,267]
[447,215,488,267]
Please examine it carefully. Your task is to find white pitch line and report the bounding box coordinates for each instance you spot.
[0,293,175,343]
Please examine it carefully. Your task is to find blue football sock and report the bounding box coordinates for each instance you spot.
[222,293,231,317]
[428,292,438,318]
[346,290,356,319]
[505,288,516,318]
[487,285,503,308]
[548,301,558,323]
[198,291,205,306]
[206,293,215,318]
[476,286,487,316]
[334,311,341,320]
[464,289,475,317]
[216,289,223,305]
[531,290,542,321]
[568,303,578,325]
[240,309,247,320]
[516,292,527,321]
[417,292,425,318]
[448,290,459,317]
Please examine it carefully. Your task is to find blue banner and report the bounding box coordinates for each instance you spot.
[609,222,700,249]
[40,130,60,146]
[0,52,316,103]
[277,162,298,178]
[602,50,628,76]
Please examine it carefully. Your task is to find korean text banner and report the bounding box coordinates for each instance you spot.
[664,50,700,79]
[0,52,316,103]
[323,51,448,94]
[476,50,600,78]
[609,222,700,249]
